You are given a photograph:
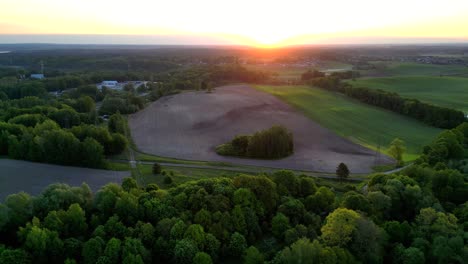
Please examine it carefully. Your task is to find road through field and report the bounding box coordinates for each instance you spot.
[129,85,393,173]
[0,159,130,200]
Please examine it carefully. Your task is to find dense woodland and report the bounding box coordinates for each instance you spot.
[307,72,466,129]
[216,126,294,159]
[0,122,467,263]
[0,80,128,168]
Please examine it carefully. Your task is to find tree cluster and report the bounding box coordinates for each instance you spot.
[0,92,127,168]
[216,126,294,159]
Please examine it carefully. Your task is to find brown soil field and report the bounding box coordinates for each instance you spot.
[129,85,393,173]
[0,159,129,200]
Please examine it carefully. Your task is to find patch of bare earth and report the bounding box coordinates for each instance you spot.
[0,159,129,200]
[129,85,393,173]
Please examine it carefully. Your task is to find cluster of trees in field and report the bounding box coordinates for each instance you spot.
[306,71,466,129]
[216,126,294,159]
[0,137,467,264]
[0,84,128,168]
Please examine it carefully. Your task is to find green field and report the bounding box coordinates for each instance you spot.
[363,61,468,77]
[254,85,442,161]
[245,61,352,81]
[349,76,468,112]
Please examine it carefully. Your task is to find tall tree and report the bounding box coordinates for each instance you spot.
[389,138,406,167]
[336,163,350,182]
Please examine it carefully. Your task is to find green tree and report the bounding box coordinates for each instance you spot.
[82,237,105,264]
[121,178,138,192]
[104,238,121,263]
[4,192,33,229]
[243,246,264,264]
[278,238,341,264]
[193,252,212,264]
[152,163,162,174]
[174,239,198,264]
[336,163,350,182]
[184,224,206,249]
[389,138,406,167]
[228,232,247,257]
[108,112,126,134]
[272,213,290,240]
[80,137,105,168]
[321,208,360,247]
[0,249,31,264]
[305,186,335,213]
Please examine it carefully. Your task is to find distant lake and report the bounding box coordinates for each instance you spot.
[0,51,11,54]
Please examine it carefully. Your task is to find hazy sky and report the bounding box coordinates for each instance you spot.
[1,0,468,46]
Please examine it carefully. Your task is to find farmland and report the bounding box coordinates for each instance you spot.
[0,159,129,200]
[254,85,442,161]
[244,61,352,81]
[349,76,468,112]
[129,85,391,173]
[362,61,468,77]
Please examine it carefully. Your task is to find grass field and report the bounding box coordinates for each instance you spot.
[363,61,468,77]
[135,163,361,193]
[137,163,241,188]
[254,85,442,161]
[349,76,468,112]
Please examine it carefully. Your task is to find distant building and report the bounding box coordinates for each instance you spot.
[30,74,45,79]
[101,81,118,87]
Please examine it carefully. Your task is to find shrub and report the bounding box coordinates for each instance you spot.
[164,176,173,185]
[152,163,162,174]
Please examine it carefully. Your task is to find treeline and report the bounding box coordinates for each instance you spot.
[216,126,294,159]
[344,87,466,129]
[0,146,467,263]
[306,71,466,129]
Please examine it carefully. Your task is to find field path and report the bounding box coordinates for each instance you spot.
[129,85,393,173]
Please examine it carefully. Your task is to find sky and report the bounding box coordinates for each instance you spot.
[1,0,468,46]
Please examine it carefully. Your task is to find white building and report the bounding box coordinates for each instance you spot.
[101,81,118,87]
[30,74,45,79]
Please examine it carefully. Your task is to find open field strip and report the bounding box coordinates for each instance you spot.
[254,85,442,161]
[349,76,468,112]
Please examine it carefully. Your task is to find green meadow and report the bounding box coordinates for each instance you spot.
[350,76,468,112]
[365,61,468,76]
[245,61,352,81]
[254,85,442,161]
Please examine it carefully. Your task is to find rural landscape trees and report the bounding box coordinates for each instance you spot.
[1,45,468,264]
[0,137,467,263]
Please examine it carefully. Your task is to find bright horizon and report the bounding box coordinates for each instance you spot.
[2,0,468,47]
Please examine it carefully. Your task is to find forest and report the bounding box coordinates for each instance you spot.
[0,123,467,263]
[0,80,128,168]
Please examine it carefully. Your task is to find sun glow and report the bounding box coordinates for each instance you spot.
[1,0,468,46]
